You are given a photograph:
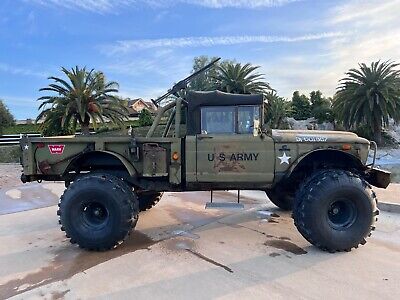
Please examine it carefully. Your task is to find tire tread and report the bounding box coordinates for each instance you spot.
[293,169,378,252]
[58,173,139,251]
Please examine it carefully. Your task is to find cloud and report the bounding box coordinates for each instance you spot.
[28,0,118,13]
[118,86,170,102]
[28,0,301,13]
[103,31,347,100]
[257,0,400,98]
[330,0,400,25]
[0,63,47,78]
[104,48,177,75]
[102,48,194,101]
[103,32,349,54]
[326,0,400,72]
[179,0,301,8]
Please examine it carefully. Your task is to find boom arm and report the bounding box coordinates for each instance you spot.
[151,57,221,107]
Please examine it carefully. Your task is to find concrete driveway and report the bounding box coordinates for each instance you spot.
[0,181,399,300]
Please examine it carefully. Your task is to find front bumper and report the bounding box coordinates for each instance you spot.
[365,167,391,189]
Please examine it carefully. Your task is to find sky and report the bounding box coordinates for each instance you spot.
[1,0,400,119]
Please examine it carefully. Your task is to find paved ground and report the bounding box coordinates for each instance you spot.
[0,164,399,299]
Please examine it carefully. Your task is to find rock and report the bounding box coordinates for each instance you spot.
[386,119,400,144]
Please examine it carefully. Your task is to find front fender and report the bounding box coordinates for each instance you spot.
[284,149,364,179]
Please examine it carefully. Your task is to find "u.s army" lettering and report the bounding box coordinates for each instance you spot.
[208,152,259,162]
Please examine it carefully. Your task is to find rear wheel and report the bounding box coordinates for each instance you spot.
[138,192,163,212]
[293,169,378,252]
[58,173,139,251]
[265,188,294,211]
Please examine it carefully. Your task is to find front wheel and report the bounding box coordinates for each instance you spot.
[293,170,378,252]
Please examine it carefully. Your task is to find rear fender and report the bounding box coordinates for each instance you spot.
[64,150,137,177]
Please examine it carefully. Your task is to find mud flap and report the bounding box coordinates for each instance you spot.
[366,168,391,189]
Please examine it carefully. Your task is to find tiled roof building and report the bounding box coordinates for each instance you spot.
[127,98,157,116]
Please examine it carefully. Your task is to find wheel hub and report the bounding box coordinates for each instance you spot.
[327,199,357,230]
[82,202,109,227]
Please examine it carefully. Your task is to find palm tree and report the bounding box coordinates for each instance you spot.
[213,62,272,95]
[333,61,400,144]
[37,66,128,135]
[264,92,291,129]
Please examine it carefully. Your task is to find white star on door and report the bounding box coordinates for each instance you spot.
[278,152,291,165]
[24,145,29,150]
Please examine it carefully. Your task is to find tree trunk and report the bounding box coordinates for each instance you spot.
[373,122,382,145]
[81,125,90,135]
[80,115,91,135]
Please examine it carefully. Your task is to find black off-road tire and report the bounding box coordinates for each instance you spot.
[293,169,378,252]
[58,173,139,251]
[265,188,294,211]
[138,192,163,212]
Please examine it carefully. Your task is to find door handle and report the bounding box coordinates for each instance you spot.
[197,136,213,140]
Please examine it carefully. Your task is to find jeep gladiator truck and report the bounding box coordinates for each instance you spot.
[20,69,390,253]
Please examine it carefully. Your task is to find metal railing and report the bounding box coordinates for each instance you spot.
[0,133,41,146]
[0,131,101,146]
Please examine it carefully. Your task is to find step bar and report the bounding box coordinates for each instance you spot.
[205,190,244,209]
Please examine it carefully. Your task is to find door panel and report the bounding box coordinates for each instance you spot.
[185,136,197,183]
[196,134,275,183]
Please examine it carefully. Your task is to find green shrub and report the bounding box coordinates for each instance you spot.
[138,109,153,126]
[40,121,73,137]
[290,91,311,120]
[2,124,40,134]
[310,91,334,123]
[0,146,21,163]
[0,100,15,134]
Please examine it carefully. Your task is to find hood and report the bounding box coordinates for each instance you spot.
[271,130,370,144]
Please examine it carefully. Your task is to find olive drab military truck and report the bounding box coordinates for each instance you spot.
[20,58,391,252]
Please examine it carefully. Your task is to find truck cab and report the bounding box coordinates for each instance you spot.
[185,91,274,190]
[141,90,274,191]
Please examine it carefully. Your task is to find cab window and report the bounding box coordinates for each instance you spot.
[201,106,235,134]
[238,106,260,134]
[200,105,260,134]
